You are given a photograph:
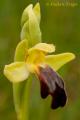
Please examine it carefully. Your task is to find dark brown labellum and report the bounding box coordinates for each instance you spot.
[37,65,67,109]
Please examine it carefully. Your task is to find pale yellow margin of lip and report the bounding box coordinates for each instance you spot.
[4,62,29,83]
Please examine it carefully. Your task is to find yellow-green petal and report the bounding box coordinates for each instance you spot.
[45,53,75,71]
[4,62,29,83]
[14,39,28,61]
[29,43,55,53]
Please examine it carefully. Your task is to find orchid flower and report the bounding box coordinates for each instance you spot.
[4,40,75,109]
[4,2,75,118]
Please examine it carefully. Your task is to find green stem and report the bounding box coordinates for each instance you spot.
[13,83,23,120]
[20,75,32,120]
[13,75,33,120]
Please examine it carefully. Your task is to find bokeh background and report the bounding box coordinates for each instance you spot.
[0,0,80,120]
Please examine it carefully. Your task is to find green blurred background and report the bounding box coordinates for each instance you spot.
[0,0,80,120]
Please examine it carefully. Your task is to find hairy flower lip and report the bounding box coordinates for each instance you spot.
[51,83,67,109]
[36,65,67,109]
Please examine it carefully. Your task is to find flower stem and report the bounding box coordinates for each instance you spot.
[13,75,33,120]
[20,76,32,120]
[13,83,22,120]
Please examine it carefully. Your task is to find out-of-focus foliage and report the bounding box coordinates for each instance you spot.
[0,0,80,120]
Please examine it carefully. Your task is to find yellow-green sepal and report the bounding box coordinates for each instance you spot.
[45,52,75,71]
[4,62,29,83]
[14,39,28,61]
